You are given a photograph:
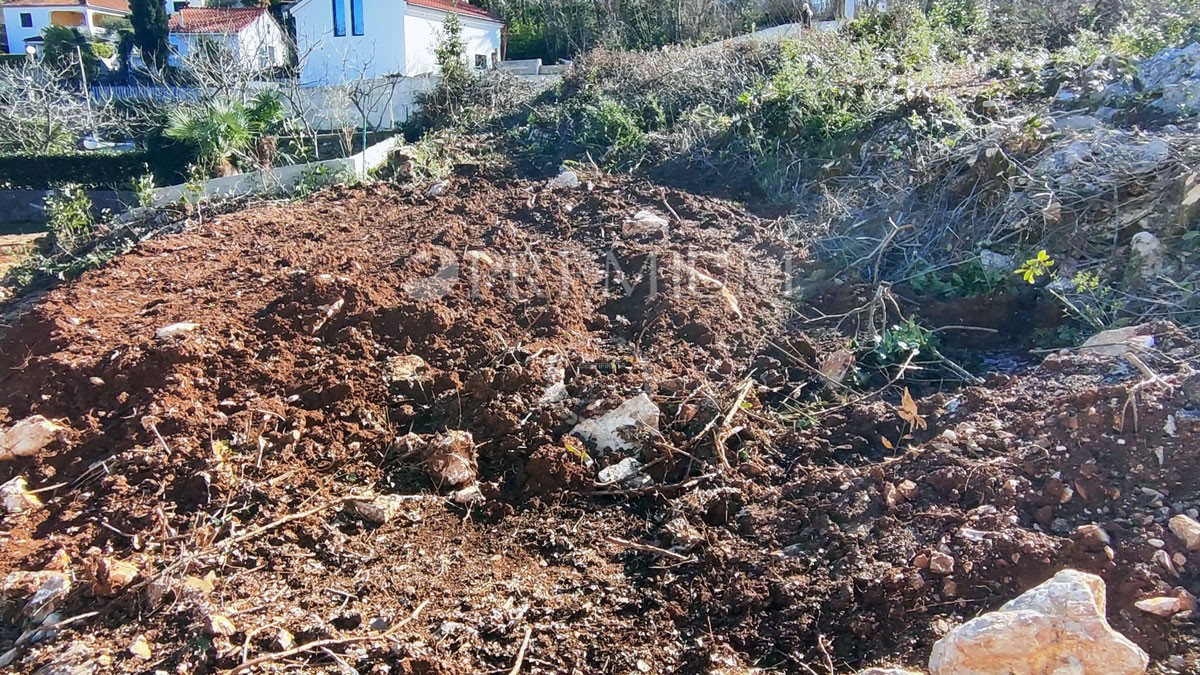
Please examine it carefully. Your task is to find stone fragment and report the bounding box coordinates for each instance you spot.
[128,635,152,660]
[274,628,295,650]
[154,322,199,339]
[1075,524,1111,546]
[1168,514,1200,550]
[928,569,1148,675]
[623,210,669,237]
[1080,325,1154,356]
[1,477,42,513]
[87,557,139,597]
[0,416,69,461]
[597,457,652,488]
[929,552,955,575]
[1134,596,1185,616]
[204,614,237,637]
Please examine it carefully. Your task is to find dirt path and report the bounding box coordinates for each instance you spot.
[0,179,1196,673]
[0,233,39,277]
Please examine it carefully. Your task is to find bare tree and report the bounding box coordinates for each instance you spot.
[0,60,121,153]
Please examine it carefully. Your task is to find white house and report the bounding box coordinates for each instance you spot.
[167,7,289,71]
[2,0,129,55]
[286,0,503,84]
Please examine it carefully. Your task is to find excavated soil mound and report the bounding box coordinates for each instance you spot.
[0,177,1198,674]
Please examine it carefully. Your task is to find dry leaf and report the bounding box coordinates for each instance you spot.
[898,388,927,431]
[881,437,894,450]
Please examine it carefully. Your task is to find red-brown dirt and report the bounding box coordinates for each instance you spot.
[0,176,1197,674]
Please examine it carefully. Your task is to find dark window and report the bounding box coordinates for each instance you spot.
[173,2,186,10]
[331,0,346,36]
[19,13,33,28]
[474,54,487,69]
[350,0,363,35]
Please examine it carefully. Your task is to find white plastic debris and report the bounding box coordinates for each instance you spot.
[422,430,477,488]
[571,394,661,455]
[155,322,199,339]
[0,416,69,461]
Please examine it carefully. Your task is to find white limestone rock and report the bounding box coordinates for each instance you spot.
[928,569,1148,675]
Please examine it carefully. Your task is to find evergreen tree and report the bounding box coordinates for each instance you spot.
[129,0,170,72]
[40,26,100,81]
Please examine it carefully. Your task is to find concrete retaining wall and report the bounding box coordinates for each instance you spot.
[145,135,404,208]
[0,189,135,227]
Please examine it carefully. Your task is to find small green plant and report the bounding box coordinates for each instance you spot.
[875,317,935,363]
[134,172,156,207]
[1054,270,1126,330]
[182,164,207,205]
[911,259,1009,297]
[292,163,355,198]
[1015,249,1054,284]
[44,184,95,251]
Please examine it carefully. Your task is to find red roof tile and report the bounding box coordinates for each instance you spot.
[4,0,130,11]
[406,0,501,22]
[169,7,268,34]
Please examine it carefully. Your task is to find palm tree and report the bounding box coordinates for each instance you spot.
[164,92,285,176]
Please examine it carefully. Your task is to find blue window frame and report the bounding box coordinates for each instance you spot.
[332,0,346,36]
[350,0,364,35]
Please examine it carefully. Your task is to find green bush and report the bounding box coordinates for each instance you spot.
[737,37,893,148]
[0,150,191,189]
[578,98,647,167]
[844,2,941,70]
[44,184,96,251]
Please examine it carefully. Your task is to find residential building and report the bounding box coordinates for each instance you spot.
[286,0,503,84]
[167,7,289,71]
[2,0,129,55]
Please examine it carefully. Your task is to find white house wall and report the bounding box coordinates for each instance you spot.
[169,15,287,70]
[401,6,500,76]
[293,0,408,85]
[169,33,237,64]
[237,14,289,68]
[3,6,124,54]
[292,0,501,84]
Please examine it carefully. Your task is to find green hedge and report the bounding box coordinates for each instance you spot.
[0,144,193,189]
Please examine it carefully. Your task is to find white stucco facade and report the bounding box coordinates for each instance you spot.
[169,12,289,71]
[289,0,502,85]
[402,6,500,76]
[3,3,128,54]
